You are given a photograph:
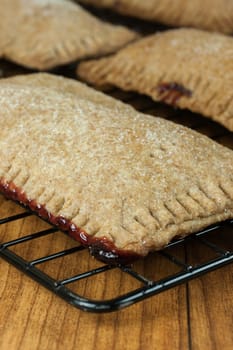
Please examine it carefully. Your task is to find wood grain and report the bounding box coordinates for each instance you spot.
[0,196,189,350]
[0,197,232,350]
[186,228,233,350]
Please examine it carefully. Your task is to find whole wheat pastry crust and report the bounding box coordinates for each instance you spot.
[77,28,233,132]
[79,0,233,34]
[0,0,137,70]
[0,73,233,263]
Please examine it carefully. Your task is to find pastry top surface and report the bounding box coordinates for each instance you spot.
[0,73,233,258]
[77,28,233,131]
[0,0,137,70]
[79,0,233,33]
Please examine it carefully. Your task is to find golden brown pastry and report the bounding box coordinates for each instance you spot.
[0,73,233,264]
[79,0,233,34]
[1,72,132,110]
[77,28,233,131]
[0,0,137,70]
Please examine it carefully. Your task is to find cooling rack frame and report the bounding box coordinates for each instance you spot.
[0,208,232,313]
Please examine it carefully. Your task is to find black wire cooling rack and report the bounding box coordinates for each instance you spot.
[0,205,232,313]
[0,55,233,313]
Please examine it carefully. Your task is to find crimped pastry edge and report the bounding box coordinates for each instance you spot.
[1,178,232,264]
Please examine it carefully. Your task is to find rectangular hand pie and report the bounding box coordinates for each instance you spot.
[79,0,233,34]
[77,28,233,131]
[0,73,233,264]
[0,0,137,70]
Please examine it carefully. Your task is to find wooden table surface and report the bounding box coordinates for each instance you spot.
[0,194,232,350]
[0,58,233,350]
